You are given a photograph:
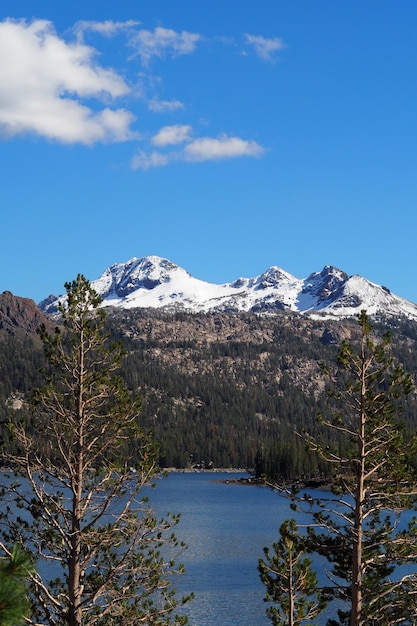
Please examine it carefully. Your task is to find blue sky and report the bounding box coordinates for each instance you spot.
[1,1,417,304]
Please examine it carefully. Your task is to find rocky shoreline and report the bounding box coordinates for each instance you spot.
[165,467,249,474]
[164,469,332,490]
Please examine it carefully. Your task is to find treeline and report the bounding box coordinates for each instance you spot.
[0,334,44,417]
[1,309,417,475]
[108,310,417,474]
[108,312,337,469]
[122,345,340,471]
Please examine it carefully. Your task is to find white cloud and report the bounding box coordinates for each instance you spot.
[0,18,136,144]
[75,19,141,39]
[184,135,265,161]
[131,150,170,171]
[131,133,265,170]
[148,98,185,113]
[0,18,273,162]
[152,125,192,147]
[130,26,201,65]
[245,34,285,61]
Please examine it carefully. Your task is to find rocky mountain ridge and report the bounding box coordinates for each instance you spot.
[2,288,417,470]
[0,290,52,337]
[39,256,417,321]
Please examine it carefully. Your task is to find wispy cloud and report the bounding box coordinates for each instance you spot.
[74,19,141,40]
[148,98,185,113]
[131,150,170,171]
[185,135,264,161]
[0,19,136,144]
[0,17,274,164]
[152,125,192,146]
[130,26,202,66]
[132,130,265,170]
[245,34,285,61]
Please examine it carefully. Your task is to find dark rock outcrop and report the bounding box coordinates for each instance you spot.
[0,291,52,336]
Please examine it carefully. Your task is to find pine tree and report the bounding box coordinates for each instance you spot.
[303,310,417,625]
[0,275,190,626]
[258,518,327,626]
[0,544,34,626]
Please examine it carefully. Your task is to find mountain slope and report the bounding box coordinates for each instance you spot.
[0,291,52,336]
[3,288,417,471]
[39,256,417,320]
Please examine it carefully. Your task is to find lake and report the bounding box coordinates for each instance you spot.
[2,469,291,625]
[149,471,313,626]
[6,470,416,624]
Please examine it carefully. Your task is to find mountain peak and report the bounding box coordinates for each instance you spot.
[94,256,185,299]
[39,256,417,321]
[302,266,348,303]
[255,266,297,290]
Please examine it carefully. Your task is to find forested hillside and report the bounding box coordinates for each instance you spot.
[1,299,417,476]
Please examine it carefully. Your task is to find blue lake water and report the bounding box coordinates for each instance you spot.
[149,472,310,626]
[7,470,415,624]
[154,473,417,626]
[3,470,288,625]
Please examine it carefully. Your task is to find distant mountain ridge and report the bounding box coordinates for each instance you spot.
[0,291,52,336]
[38,256,417,321]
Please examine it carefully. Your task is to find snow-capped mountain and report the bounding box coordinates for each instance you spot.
[39,256,417,321]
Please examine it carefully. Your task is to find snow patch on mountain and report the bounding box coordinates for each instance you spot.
[39,256,417,321]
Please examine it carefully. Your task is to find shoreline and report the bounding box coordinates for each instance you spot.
[163,469,333,490]
[164,467,250,474]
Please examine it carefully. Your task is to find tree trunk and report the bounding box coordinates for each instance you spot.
[351,474,364,626]
[68,468,83,626]
[68,338,85,626]
[288,550,294,626]
[350,335,367,626]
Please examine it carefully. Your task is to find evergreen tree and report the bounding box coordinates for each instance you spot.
[0,275,190,626]
[258,518,327,626]
[0,544,34,626]
[302,311,417,625]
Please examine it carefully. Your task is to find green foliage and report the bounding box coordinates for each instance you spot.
[1,306,417,473]
[254,435,329,484]
[300,311,417,625]
[0,544,34,626]
[259,519,327,626]
[0,275,190,626]
[116,310,342,470]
